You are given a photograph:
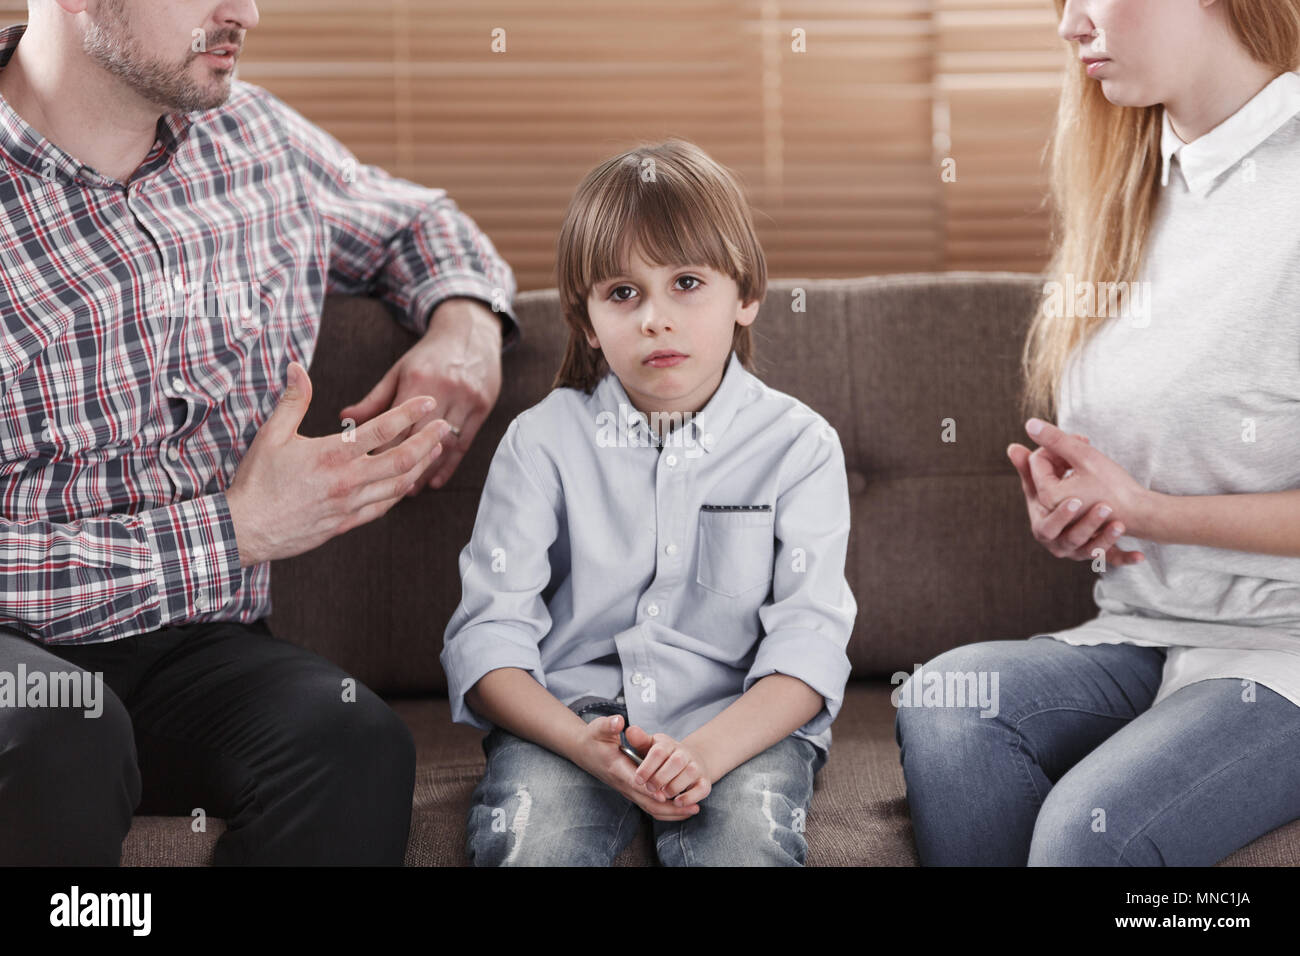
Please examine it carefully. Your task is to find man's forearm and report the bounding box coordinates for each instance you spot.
[466,667,590,761]
[684,674,824,783]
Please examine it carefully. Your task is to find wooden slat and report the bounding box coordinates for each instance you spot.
[0,1,1061,286]
[935,0,1060,272]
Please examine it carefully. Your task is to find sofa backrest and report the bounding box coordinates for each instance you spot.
[270,273,1098,696]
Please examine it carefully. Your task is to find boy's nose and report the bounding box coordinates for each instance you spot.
[640,301,674,333]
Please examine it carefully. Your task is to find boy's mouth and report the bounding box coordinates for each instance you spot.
[643,350,688,368]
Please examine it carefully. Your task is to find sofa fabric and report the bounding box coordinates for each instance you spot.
[117,274,1300,865]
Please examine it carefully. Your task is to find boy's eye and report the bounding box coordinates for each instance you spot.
[606,276,703,302]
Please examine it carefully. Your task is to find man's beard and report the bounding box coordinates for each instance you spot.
[82,0,231,113]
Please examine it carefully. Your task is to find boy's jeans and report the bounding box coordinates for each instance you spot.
[466,696,827,866]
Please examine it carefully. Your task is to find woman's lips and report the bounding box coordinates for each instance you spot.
[1084,58,1110,77]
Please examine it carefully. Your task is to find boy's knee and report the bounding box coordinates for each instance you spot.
[664,770,812,866]
[466,782,621,866]
[664,806,809,866]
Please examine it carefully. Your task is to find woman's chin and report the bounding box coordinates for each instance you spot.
[1096,79,1159,110]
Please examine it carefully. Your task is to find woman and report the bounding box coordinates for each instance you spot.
[896,0,1300,865]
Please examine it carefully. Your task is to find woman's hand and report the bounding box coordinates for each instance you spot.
[1007,424,1145,567]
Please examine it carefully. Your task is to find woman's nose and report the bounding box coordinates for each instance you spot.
[1056,0,1094,43]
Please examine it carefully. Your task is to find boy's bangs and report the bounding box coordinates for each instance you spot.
[582,178,739,292]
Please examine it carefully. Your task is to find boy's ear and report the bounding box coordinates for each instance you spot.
[735,297,761,327]
[584,328,601,349]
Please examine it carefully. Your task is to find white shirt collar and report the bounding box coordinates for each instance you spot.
[1160,71,1300,197]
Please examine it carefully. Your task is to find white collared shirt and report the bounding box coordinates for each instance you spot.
[1048,71,1300,711]
[1160,70,1300,195]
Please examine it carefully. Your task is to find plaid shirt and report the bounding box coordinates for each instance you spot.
[0,22,519,646]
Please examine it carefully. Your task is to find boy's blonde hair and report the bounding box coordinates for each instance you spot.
[552,139,768,393]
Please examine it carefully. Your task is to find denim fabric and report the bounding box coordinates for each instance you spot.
[895,638,1300,865]
[466,697,826,866]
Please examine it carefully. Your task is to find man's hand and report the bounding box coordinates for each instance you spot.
[624,724,713,810]
[337,297,503,495]
[570,715,699,822]
[225,361,452,568]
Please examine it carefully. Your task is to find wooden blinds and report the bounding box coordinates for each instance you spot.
[0,1,1066,288]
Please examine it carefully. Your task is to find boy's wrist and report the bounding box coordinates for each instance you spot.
[682,728,726,784]
[558,715,594,768]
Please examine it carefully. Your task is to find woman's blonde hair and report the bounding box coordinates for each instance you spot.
[1022,0,1300,419]
[552,139,767,393]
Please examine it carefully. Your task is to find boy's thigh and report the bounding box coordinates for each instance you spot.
[466,724,641,866]
[653,734,824,867]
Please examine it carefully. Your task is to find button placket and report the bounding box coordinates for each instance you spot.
[646,425,691,622]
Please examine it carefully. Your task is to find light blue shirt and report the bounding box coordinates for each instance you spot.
[440,351,857,755]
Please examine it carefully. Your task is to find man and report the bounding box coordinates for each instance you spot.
[0,0,519,864]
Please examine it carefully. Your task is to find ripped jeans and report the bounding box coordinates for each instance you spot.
[465,696,826,866]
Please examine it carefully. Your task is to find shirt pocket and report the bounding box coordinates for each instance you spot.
[696,506,775,598]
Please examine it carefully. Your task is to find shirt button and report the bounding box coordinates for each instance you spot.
[665,543,678,556]
[665,454,678,468]
[167,444,180,461]
[702,433,715,447]
[631,673,644,685]
[195,589,208,612]
[646,603,660,617]
[171,376,186,394]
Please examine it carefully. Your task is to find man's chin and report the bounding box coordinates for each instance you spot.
[164,83,233,113]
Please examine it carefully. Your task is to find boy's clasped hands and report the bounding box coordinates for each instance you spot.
[573,714,713,822]
[1007,417,1153,567]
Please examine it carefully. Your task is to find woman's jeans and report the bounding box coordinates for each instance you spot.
[895,637,1300,865]
[465,696,826,866]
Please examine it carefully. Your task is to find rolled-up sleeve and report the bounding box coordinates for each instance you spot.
[440,412,561,728]
[257,87,520,348]
[747,421,856,739]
